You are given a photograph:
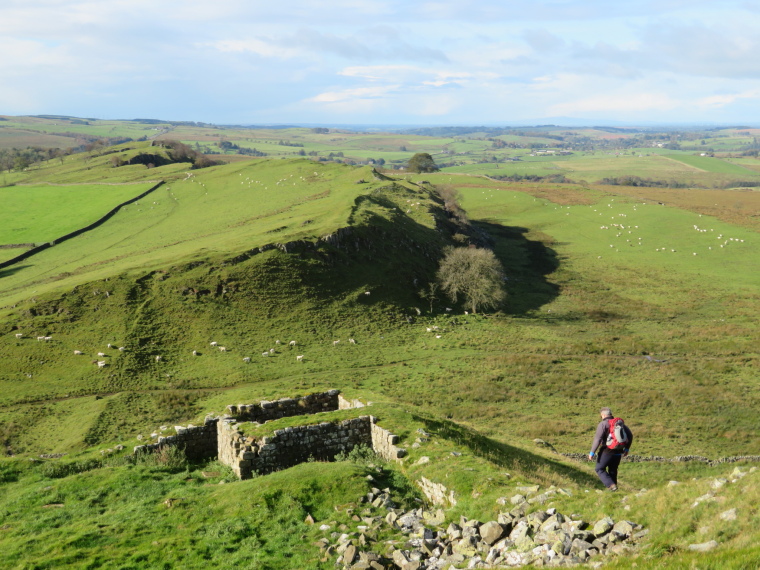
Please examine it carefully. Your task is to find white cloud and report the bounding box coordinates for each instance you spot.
[698,89,760,109]
[306,85,399,103]
[204,39,303,59]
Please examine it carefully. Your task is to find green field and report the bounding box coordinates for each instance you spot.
[0,122,758,568]
[0,183,154,245]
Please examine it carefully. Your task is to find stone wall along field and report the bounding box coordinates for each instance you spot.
[133,416,218,460]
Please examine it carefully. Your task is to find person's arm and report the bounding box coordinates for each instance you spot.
[589,421,606,459]
[623,425,633,456]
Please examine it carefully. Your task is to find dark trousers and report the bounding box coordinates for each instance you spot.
[595,448,623,488]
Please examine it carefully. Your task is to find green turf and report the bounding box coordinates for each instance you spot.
[0,183,155,245]
[0,127,758,568]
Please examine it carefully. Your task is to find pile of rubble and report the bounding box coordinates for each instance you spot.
[315,476,646,569]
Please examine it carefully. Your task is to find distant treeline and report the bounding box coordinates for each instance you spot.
[599,176,695,188]
[488,173,571,183]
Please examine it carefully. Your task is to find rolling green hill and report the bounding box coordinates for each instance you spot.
[0,138,758,568]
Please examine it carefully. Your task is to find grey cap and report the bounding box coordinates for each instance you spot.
[600,407,613,417]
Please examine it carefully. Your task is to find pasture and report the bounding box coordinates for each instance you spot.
[0,140,759,568]
[0,183,155,245]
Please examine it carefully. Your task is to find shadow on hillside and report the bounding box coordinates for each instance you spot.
[0,265,31,279]
[413,414,599,488]
[473,220,560,315]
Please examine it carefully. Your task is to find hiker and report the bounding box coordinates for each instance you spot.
[588,407,633,491]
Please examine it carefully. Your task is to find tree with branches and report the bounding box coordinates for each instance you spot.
[436,246,507,313]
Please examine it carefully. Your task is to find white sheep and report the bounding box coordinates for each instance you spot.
[348,338,356,344]
[74,350,83,355]
[261,352,269,357]
[219,346,226,352]
[269,348,275,354]
[296,355,304,361]
[37,336,45,341]
[14,333,22,339]
[107,343,113,348]
[333,340,340,346]
[97,361,107,368]
[210,341,218,347]
[97,352,106,357]
[243,357,251,363]
[275,340,280,345]
[44,336,52,341]
[155,355,162,362]
[118,346,125,352]
[192,350,197,356]
[289,340,297,346]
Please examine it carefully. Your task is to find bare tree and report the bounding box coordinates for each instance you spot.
[436,247,507,313]
[418,282,440,313]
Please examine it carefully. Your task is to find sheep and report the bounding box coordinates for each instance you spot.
[269,348,275,354]
[74,350,83,355]
[333,340,340,346]
[210,341,218,347]
[44,336,52,341]
[261,352,270,357]
[219,346,227,352]
[289,340,297,346]
[348,338,356,344]
[192,350,197,356]
[243,357,251,363]
[296,355,304,361]
[37,336,46,341]
[14,333,22,339]
[118,346,125,352]
[275,340,280,345]
[97,352,106,357]
[97,361,107,368]
[155,355,162,362]
[107,343,113,348]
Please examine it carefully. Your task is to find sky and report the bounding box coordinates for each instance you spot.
[3,0,760,126]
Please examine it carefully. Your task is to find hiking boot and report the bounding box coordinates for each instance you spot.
[608,484,618,492]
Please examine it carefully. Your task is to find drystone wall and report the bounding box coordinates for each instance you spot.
[225,390,342,423]
[133,389,407,480]
[133,416,218,460]
[217,414,407,480]
[218,416,373,479]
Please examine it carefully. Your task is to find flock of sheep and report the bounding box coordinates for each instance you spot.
[12,333,367,372]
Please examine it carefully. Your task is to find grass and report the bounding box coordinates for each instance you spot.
[0,128,758,567]
[0,453,391,569]
[0,183,155,245]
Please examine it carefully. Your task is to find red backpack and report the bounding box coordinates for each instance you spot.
[605,417,629,450]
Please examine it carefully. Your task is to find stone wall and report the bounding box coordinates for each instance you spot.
[133,416,218,460]
[226,390,341,423]
[133,390,405,480]
[370,421,407,463]
[218,415,375,479]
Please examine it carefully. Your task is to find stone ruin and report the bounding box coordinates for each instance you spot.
[133,389,406,479]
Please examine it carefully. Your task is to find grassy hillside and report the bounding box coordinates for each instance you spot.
[0,183,155,245]
[0,138,758,568]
